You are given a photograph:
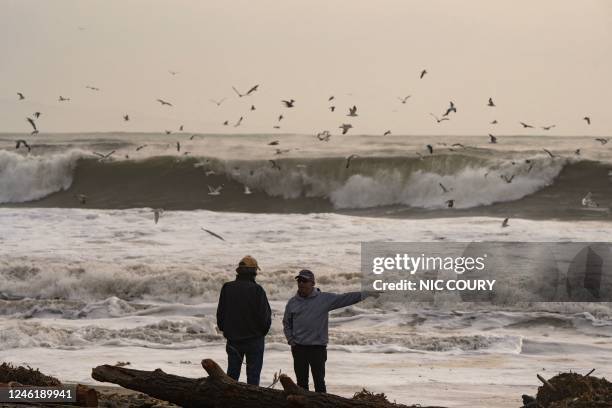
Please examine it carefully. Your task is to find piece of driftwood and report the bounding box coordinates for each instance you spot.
[91,359,446,408]
[537,374,557,392]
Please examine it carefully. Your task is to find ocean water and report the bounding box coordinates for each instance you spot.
[1,133,611,407]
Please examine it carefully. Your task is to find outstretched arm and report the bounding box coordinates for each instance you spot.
[327,291,364,311]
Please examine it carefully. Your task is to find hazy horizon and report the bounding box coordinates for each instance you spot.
[1,0,611,136]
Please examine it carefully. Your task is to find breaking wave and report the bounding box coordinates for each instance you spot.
[2,150,609,215]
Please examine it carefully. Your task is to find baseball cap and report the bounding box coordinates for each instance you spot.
[238,255,260,270]
[295,269,315,281]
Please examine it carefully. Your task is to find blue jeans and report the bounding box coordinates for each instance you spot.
[226,337,265,385]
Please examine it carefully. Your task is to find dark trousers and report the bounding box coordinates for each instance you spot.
[291,344,327,393]
[226,336,265,385]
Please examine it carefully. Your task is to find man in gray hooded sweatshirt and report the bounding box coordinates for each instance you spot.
[283,269,377,393]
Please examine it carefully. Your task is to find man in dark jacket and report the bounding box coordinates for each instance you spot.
[217,255,271,385]
[283,269,379,393]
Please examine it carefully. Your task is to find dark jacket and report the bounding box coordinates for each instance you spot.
[216,274,272,341]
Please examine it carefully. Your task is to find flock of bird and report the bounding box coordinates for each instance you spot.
[13,65,600,147]
[11,68,609,230]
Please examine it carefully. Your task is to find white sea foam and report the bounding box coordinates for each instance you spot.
[328,159,562,209]
[0,149,88,203]
[1,208,611,303]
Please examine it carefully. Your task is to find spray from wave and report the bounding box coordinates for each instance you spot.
[0,149,87,204]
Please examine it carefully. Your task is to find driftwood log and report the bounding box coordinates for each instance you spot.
[91,359,446,408]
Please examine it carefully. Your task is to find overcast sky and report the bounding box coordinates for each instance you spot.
[1,0,611,135]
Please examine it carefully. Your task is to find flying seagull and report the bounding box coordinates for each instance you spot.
[93,150,116,162]
[232,84,259,97]
[136,144,148,151]
[86,86,100,91]
[398,96,411,104]
[329,106,336,112]
[446,199,454,208]
[345,154,359,169]
[439,183,450,193]
[541,125,556,130]
[207,185,223,196]
[443,101,456,116]
[58,96,70,102]
[581,192,599,208]
[165,130,172,135]
[487,98,495,107]
[176,141,181,152]
[583,116,591,125]
[210,98,226,106]
[520,122,534,128]
[156,99,172,106]
[278,114,283,122]
[33,112,41,118]
[250,105,256,111]
[269,160,281,171]
[430,113,449,123]
[328,96,335,101]
[383,130,391,136]
[15,139,31,152]
[347,105,358,117]
[501,218,509,228]
[339,124,353,134]
[123,114,129,121]
[595,138,609,145]
[234,116,243,127]
[489,134,497,144]
[76,194,87,205]
[17,92,25,100]
[223,120,229,126]
[426,144,434,155]
[490,120,498,124]
[26,117,38,134]
[268,140,280,145]
[501,174,514,183]
[281,99,295,108]
[201,227,225,241]
[316,130,331,141]
[420,69,427,79]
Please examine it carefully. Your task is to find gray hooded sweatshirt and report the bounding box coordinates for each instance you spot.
[283,288,365,346]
